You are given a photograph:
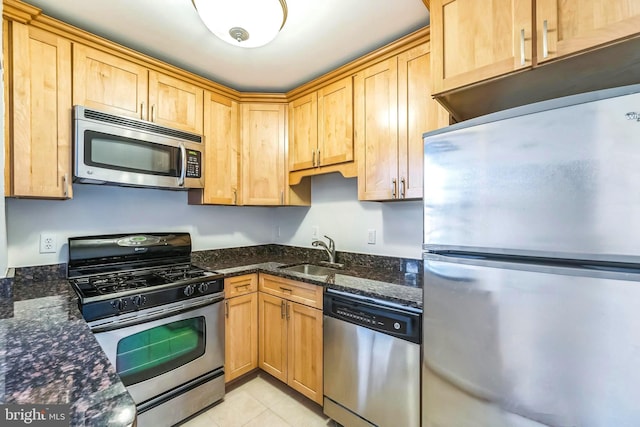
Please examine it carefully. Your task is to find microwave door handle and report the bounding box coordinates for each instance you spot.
[178,143,187,187]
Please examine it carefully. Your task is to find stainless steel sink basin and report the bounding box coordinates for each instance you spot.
[281,263,338,276]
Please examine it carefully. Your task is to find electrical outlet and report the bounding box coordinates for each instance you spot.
[311,226,320,240]
[39,233,57,254]
[367,229,376,245]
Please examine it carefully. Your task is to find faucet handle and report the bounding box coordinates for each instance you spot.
[324,235,335,250]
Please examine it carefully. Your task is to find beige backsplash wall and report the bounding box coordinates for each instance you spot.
[5,172,423,268]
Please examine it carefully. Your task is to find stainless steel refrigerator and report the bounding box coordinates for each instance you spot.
[422,84,640,427]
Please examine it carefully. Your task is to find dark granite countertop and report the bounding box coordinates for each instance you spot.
[0,269,136,427]
[0,244,419,427]
[192,245,423,310]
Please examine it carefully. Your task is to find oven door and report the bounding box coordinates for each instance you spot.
[92,298,224,405]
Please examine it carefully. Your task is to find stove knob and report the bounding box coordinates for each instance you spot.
[111,299,127,312]
[184,284,196,296]
[132,295,147,308]
[198,283,209,294]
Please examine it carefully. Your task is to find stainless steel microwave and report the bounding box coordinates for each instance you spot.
[73,105,204,190]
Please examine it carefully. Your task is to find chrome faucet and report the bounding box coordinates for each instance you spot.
[312,235,336,264]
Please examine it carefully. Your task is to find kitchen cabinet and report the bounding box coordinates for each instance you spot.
[73,44,204,134]
[5,21,72,199]
[356,44,449,201]
[241,104,310,206]
[224,274,259,383]
[431,0,640,120]
[258,274,323,404]
[189,91,240,205]
[241,103,286,205]
[535,0,640,63]
[288,76,353,172]
[430,0,533,94]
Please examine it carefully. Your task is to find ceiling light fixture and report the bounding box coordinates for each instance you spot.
[192,0,288,48]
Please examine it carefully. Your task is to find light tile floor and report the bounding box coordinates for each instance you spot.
[178,372,338,427]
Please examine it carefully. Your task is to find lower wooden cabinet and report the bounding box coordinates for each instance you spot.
[258,275,323,404]
[224,274,258,383]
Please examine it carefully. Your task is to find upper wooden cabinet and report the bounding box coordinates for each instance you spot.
[5,21,72,199]
[241,103,287,205]
[536,0,640,63]
[430,0,533,94]
[356,44,448,201]
[73,45,204,134]
[432,0,640,120]
[73,44,148,120]
[241,103,310,206]
[288,77,354,172]
[189,91,240,205]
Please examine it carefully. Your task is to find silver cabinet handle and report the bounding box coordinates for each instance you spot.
[151,104,156,122]
[312,150,316,167]
[233,189,238,205]
[63,173,69,198]
[317,149,321,166]
[140,103,145,120]
[543,19,549,58]
[280,300,285,319]
[286,301,290,320]
[392,178,397,199]
[520,28,526,66]
[224,300,229,318]
[280,190,284,205]
[400,177,406,198]
[178,143,187,187]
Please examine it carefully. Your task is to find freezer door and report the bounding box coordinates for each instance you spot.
[423,90,640,262]
[422,253,640,427]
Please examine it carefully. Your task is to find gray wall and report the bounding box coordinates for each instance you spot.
[6,173,423,268]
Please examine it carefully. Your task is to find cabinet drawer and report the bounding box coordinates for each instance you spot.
[225,274,258,298]
[259,274,323,310]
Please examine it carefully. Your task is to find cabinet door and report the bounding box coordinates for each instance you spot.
[318,76,354,168]
[355,58,399,201]
[398,44,450,200]
[287,301,323,404]
[241,104,286,205]
[536,0,640,63]
[225,292,258,383]
[201,91,240,205]
[73,44,148,119]
[9,23,72,198]
[288,93,318,171]
[148,71,204,134]
[258,292,288,382]
[430,0,532,94]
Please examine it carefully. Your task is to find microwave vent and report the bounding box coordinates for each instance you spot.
[82,108,202,143]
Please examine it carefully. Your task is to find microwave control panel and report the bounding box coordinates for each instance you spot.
[186,150,202,178]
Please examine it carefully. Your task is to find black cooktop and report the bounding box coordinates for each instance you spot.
[70,264,215,299]
[67,232,225,322]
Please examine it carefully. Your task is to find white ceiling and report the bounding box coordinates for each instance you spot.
[25,0,430,92]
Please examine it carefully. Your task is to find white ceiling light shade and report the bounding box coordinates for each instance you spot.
[192,0,288,48]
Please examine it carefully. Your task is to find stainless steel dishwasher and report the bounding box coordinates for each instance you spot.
[323,289,421,427]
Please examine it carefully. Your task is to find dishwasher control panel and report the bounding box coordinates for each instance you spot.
[324,291,421,343]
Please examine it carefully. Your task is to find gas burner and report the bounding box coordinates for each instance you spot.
[67,232,224,322]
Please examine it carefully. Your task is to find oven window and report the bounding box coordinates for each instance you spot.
[85,130,179,176]
[116,317,205,386]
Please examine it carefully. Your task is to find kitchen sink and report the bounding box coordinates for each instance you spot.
[280,263,338,276]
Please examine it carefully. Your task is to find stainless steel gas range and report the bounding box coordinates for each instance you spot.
[67,232,225,427]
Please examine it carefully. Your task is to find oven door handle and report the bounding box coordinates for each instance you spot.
[91,294,224,333]
[178,142,187,187]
